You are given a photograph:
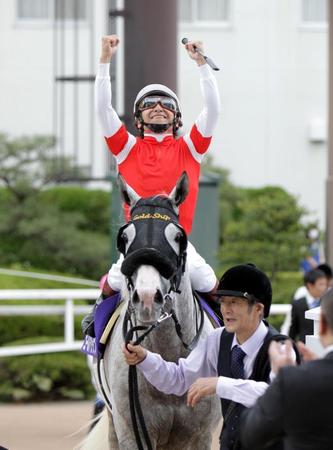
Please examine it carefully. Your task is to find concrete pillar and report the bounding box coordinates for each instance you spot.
[123,0,178,134]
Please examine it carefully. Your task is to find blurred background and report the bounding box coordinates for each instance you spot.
[0,0,331,448]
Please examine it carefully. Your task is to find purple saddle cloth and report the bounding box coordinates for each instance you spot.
[81,293,121,358]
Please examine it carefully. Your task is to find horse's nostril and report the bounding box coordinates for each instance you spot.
[154,290,163,304]
[132,290,140,304]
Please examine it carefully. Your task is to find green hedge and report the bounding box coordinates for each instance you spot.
[0,186,112,279]
[0,315,87,347]
[39,187,110,234]
[0,337,95,402]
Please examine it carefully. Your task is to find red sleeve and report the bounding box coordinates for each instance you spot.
[190,124,212,155]
[105,124,129,156]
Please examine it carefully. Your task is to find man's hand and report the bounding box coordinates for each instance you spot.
[187,377,218,407]
[269,340,295,375]
[297,341,318,361]
[184,40,206,66]
[122,342,147,365]
[100,35,120,64]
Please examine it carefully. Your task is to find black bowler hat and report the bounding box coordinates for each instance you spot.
[217,263,272,318]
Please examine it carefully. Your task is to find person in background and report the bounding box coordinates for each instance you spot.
[317,263,333,290]
[281,263,332,335]
[240,288,333,450]
[300,227,322,273]
[288,268,328,343]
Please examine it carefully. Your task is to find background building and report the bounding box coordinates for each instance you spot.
[0,0,328,226]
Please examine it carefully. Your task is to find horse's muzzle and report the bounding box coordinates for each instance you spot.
[121,248,176,280]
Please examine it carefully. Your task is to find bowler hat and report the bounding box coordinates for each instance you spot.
[217,263,272,318]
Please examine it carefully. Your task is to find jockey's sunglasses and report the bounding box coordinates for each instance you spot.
[139,96,177,113]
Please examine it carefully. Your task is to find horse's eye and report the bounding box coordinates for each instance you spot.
[175,232,182,243]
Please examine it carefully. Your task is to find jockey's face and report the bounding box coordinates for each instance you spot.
[141,101,175,129]
[220,296,264,344]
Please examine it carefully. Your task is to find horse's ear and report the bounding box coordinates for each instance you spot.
[169,171,189,207]
[118,174,140,206]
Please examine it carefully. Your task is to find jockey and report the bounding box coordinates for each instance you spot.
[82,35,221,337]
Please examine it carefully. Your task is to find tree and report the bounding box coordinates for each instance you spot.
[201,155,244,242]
[0,133,84,202]
[0,133,110,278]
[219,186,308,280]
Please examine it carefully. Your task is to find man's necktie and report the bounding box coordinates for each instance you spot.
[311,299,320,308]
[230,345,246,379]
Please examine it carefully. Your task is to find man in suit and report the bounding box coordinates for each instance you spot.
[240,288,333,450]
[123,263,297,450]
[289,268,327,342]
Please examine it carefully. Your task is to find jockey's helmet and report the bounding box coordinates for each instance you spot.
[133,84,182,135]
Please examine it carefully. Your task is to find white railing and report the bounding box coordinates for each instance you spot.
[0,289,100,357]
[305,306,324,356]
[0,289,291,357]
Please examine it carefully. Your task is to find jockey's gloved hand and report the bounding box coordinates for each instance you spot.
[81,292,108,338]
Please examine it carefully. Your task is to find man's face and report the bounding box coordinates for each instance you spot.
[220,296,264,344]
[140,98,175,127]
[307,277,328,299]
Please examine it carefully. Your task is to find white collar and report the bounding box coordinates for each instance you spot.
[144,133,173,142]
[305,290,319,307]
[231,321,268,357]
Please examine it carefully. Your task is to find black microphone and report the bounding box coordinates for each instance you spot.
[181,38,220,71]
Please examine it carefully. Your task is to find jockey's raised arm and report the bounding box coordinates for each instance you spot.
[82,35,222,339]
[95,35,220,164]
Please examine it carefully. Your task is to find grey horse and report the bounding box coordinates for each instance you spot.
[81,172,221,450]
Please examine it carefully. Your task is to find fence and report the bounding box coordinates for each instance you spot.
[0,289,291,357]
[0,289,100,357]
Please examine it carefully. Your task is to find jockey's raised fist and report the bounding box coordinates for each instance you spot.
[184,40,206,66]
[100,35,120,63]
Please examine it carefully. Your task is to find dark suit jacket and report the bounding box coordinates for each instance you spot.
[289,297,314,343]
[240,351,333,450]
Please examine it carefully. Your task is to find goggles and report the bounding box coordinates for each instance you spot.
[139,96,177,113]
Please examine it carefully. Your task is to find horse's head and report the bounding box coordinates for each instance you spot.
[117,172,189,323]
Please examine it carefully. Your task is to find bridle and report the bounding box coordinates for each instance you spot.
[117,196,205,450]
[122,280,205,352]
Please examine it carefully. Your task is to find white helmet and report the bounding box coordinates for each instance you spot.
[133,84,182,117]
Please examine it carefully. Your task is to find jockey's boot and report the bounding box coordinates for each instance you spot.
[81,282,117,338]
[198,282,224,325]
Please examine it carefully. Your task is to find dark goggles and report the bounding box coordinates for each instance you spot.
[139,96,177,113]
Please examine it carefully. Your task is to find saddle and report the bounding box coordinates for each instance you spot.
[81,293,124,358]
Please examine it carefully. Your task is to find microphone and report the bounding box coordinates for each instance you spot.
[181,38,220,71]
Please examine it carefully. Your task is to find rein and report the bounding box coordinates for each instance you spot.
[123,286,205,450]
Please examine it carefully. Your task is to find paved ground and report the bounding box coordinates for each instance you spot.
[0,401,222,450]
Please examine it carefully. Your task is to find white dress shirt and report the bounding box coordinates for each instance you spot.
[138,321,271,408]
[323,344,333,356]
